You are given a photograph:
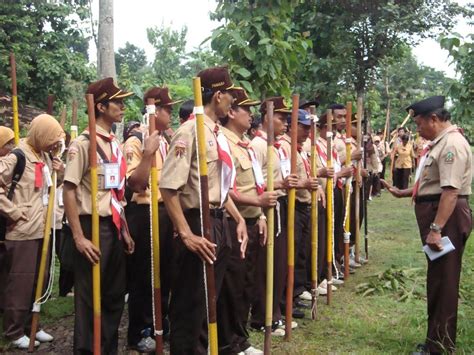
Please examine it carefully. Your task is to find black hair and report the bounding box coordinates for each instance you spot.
[423,108,451,122]
[202,89,215,106]
[329,104,345,111]
[179,100,194,121]
[401,134,409,141]
[398,127,406,132]
[250,115,262,129]
[94,101,110,118]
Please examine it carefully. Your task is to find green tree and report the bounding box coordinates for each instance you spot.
[209,0,311,98]
[0,0,95,108]
[115,42,147,75]
[440,33,474,140]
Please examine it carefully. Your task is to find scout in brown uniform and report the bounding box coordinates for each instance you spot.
[0,127,16,314]
[123,87,182,351]
[392,134,415,189]
[286,110,324,306]
[160,66,248,354]
[217,87,273,355]
[249,96,298,335]
[383,96,472,354]
[1,115,64,349]
[63,78,135,354]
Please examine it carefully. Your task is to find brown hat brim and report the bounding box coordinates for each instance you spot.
[110,89,134,100]
[237,98,261,106]
[275,108,291,113]
[159,99,184,106]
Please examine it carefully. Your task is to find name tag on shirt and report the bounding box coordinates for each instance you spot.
[103,163,120,189]
[280,158,291,178]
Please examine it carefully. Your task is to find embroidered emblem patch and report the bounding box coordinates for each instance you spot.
[175,140,187,158]
[67,145,78,161]
[445,151,454,163]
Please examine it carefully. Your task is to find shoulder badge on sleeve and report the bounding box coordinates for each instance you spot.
[67,145,79,161]
[175,140,187,158]
[445,151,454,163]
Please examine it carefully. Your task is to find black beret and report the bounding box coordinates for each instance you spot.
[406,96,445,117]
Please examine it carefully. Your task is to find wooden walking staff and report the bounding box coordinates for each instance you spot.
[59,105,67,128]
[71,100,78,141]
[46,95,55,115]
[86,94,102,355]
[325,109,334,306]
[146,98,164,355]
[10,53,20,145]
[192,77,218,355]
[27,150,59,352]
[285,94,299,340]
[354,97,363,264]
[309,106,319,320]
[343,102,352,280]
[264,101,275,355]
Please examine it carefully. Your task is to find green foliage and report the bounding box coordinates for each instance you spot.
[115,42,147,75]
[210,0,312,98]
[0,0,95,109]
[440,33,474,140]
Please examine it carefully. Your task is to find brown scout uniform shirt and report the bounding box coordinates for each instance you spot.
[418,125,472,196]
[123,134,167,204]
[394,142,415,169]
[222,127,262,219]
[250,131,287,198]
[0,140,51,240]
[64,125,125,217]
[160,115,223,209]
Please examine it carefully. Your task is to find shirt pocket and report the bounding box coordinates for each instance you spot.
[206,144,219,163]
[422,156,435,181]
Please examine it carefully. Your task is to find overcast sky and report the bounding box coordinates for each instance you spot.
[89,0,472,78]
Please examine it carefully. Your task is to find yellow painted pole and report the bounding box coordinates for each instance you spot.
[343,102,352,280]
[10,53,19,145]
[309,107,319,320]
[86,94,101,355]
[326,109,334,306]
[285,94,299,340]
[71,100,78,141]
[146,99,164,355]
[263,101,275,355]
[192,77,218,355]
[28,169,57,352]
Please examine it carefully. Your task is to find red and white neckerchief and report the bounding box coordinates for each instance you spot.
[34,162,46,188]
[214,125,236,207]
[238,141,266,195]
[158,134,168,161]
[95,131,127,238]
[316,137,343,189]
[274,141,290,178]
[297,144,311,178]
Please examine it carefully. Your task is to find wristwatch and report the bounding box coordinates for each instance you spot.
[430,222,442,233]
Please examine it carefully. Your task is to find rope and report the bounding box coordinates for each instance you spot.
[331,183,340,281]
[149,200,157,336]
[194,118,211,355]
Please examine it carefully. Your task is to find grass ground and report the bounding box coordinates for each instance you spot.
[1,187,473,354]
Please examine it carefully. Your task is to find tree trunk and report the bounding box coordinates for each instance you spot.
[98,0,116,79]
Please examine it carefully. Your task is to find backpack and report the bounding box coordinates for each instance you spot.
[0,149,26,241]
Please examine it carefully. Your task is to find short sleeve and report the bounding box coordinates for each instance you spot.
[64,138,88,186]
[0,153,18,186]
[123,137,142,178]
[160,124,194,191]
[438,143,469,190]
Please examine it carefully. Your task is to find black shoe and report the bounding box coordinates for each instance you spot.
[411,343,429,355]
[294,300,311,309]
[292,308,305,319]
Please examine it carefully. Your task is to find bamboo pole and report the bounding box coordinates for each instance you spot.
[146,98,164,355]
[10,53,19,145]
[326,109,334,306]
[363,116,369,260]
[192,78,218,355]
[354,97,363,264]
[46,95,55,115]
[59,105,67,128]
[285,94,299,340]
[263,101,275,355]
[28,163,57,352]
[71,100,78,141]
[309,106,319,320]
[86,94,101,355]
[343,102,352,280]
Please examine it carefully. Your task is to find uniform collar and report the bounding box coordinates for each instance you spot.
[221,126,242,145]
[430,124,458,147]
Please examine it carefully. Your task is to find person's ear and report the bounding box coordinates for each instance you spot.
[97,103,106,114]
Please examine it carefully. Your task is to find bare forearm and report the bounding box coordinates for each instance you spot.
[224,196,244,223]
[433,188,459,228]
[229,190,261,207]
[128,153,154,192]
[63,183,85,240]
[160,188,193,238]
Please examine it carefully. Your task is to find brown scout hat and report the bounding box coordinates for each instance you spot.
[197,66,235,93]
[260,96,291,114]
[230,87,260,107]
[143,87,183,106]
[87,77,133,103]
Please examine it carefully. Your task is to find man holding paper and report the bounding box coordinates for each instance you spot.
[382,95,472,355]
